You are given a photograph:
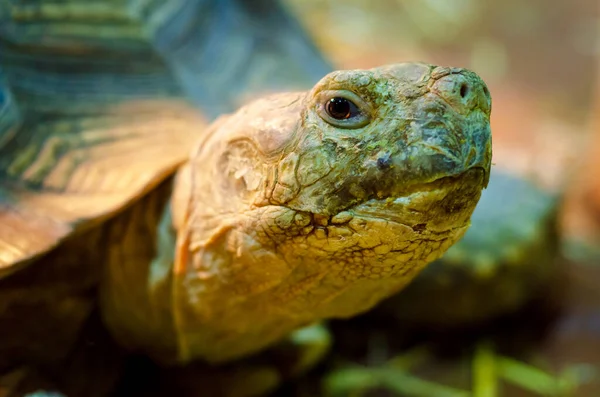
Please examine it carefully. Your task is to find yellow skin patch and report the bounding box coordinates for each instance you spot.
[102,63,493,365]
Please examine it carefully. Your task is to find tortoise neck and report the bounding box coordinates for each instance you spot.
[99,178,181,364]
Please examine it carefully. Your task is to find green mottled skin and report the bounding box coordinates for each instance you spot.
[101,63,492,364]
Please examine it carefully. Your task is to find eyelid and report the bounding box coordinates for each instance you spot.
[315,89,372,129]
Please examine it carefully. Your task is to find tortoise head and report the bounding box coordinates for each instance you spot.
[170,63,492,363]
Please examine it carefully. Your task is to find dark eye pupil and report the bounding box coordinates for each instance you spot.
[326,97,352,120]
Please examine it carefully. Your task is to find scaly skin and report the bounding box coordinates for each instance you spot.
[101,62,492,365]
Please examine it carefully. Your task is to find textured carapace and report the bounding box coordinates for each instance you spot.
[105,63,492,365]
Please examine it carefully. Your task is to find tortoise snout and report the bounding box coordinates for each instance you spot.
[430,69,491,115]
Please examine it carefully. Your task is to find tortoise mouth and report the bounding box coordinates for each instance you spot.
[390,166,488,199]
[344,166,486,210]
[300,167,487,232]
[327,167,488,231]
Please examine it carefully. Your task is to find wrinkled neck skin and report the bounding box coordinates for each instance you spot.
[166,66,489,364]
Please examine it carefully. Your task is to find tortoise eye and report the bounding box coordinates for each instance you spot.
[316,90,371,129]
[326,97,360,120]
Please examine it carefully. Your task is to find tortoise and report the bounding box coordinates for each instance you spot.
[0,3,493,394]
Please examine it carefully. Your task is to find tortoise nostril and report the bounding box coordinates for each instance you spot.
[430,70,491,114]
[459,83,469,99]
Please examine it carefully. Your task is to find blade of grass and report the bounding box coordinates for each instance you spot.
[379,368,471,397]
[472,341,499,397]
